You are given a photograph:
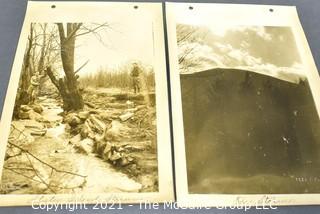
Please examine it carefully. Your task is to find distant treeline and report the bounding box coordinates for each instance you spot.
[79,66,155,90]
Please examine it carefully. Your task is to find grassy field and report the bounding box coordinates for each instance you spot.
[79,67,155,90]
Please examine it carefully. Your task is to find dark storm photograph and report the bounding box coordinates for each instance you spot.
[176,24,320,194]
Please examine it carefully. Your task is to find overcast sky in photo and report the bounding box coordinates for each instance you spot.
[74,17,154,75]
[75,18,154,75]
[24,5,156,76]
[177,22,305,83]
[34,18,154,76]
[35,12,155,76]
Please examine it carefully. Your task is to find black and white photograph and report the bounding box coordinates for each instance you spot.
[168,3,320,206]
[178,24,320,194]
[0,2,173,205]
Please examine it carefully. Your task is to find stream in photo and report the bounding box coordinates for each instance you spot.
[1,90,156,194]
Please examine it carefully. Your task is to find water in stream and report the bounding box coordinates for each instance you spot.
[2,96,142,194]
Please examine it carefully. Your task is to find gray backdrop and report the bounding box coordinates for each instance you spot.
[0,0,320,213]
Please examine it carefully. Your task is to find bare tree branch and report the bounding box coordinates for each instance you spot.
[75,22,110,37]
[9,125,87,179]
[25,154,56,193]
[56,23,66,42]
[75,60,90,74]
[66,23,82,42]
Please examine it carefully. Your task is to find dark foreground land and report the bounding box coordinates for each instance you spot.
[181,68,320,194]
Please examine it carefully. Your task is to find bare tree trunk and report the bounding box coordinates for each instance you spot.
[47,22,109,111]
[21,24,34,93]
[38,24,47,74]
[13,24,34,118]
[56,23,84,111]
[38,24,48,96]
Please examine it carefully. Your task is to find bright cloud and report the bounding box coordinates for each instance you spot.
[178,24,305,83]
[210,26,272,41]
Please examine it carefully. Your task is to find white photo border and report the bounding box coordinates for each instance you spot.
[166,2,320,207]
[0,1,174,206]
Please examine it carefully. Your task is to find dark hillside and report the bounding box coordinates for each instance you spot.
[180,68,320,193]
